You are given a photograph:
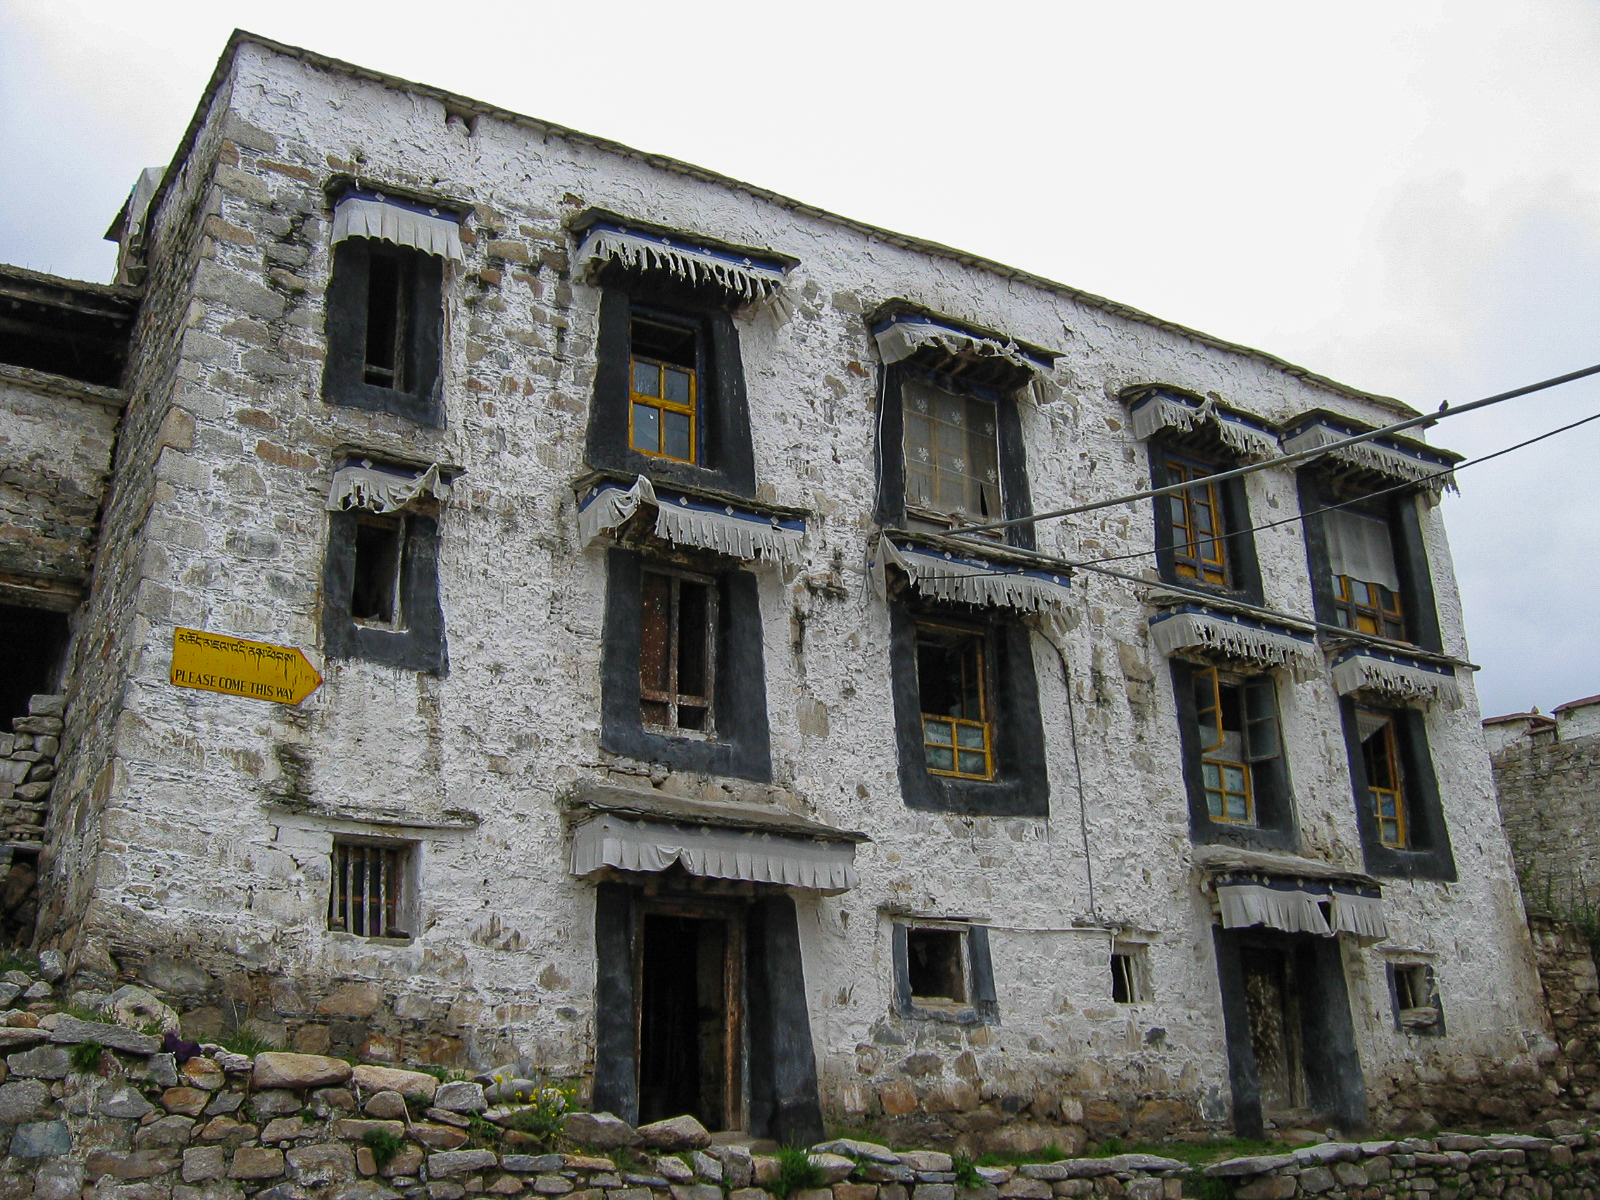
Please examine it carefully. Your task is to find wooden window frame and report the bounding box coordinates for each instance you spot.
[1192,665,1280,827]
[915,621,995,781]
[361,245,415,390]
[628,313,700,464]
[1164,455,1230,586]
[901,377,1004,533]
[350,512,406,630]
[327,837,414,941]
[1332,574,1406,641]
[905,925,971,1007]
[1110,943,1151,1004]
[639,565,718,737]
[1358,707,1408,849]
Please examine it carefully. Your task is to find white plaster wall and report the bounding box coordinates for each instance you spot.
[54,38,1549,1126]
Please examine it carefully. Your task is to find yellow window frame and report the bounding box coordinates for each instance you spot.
[1166,458,1228,586]
[1195,664,1254,824]
[1333,575,1405,641]
[629,353,698,464]
[919,625,995,781]
[1363,714,1408,849]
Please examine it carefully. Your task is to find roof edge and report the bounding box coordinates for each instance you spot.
[151,29,1416,417]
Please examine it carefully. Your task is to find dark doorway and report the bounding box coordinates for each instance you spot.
[1214,926,1367,1137]
[1239,946,1305,1118]
[637,910,740,1129]
[0,605,69,725]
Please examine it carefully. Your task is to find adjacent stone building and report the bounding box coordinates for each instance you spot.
[0,30,1554,1149]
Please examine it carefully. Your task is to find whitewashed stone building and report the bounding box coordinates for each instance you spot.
[0,31,1555,1149]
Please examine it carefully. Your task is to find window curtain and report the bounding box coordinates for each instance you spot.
[1323,508,1400,590]
[331,194,464,262]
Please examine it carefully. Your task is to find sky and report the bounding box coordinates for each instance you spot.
[3,0,1599,719]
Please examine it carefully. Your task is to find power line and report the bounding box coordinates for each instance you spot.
[949,360,1600,535]
[1070,405,1600,572]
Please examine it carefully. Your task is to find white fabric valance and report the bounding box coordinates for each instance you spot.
[873,313,1058,403]
[1330,890,1389,940]
[576,223,790,310]
[871,537,1071,613]
[1127,391,1281,461]
[1218,882,1331,935]
[569,812,858,894]
[1331,649,1463,710]
[576,475,805,566]
[1283,418,1457,497]
[1148,607,1318,679]
[326,461,451,513]
[332,195,464,262]
[1323,507,1401,591]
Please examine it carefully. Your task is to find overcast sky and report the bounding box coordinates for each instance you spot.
[4,0,1598,719]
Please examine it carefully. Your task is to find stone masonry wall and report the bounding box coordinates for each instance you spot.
[1493,733,1600,916]
[1527,918,1600,1117]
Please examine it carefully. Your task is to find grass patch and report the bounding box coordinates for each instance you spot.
[67,1041,104,1073]
[56,1003,107,1024]
[363,1127,405,1171]
[775,1146,826,1197]
[974,1144,1068,1168]
[219,1030,275,1057]
[0,953,38,976]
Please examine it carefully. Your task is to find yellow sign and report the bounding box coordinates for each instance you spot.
[171,627,323,705]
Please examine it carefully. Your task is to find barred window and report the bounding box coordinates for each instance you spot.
[328,840,413,940]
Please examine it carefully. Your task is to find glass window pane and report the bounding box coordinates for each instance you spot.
[937,477,966,510]
[663,410,692,460]
[633,361,661,397]
[958,751,988,776]
[923,717,955,746]
[907,470,934,507]
[664,368,691,405]
[632,403,660,453]
[955,724,985,748]
[1202,762,1221,789]
[1224,795,1249,821]
[934,393,965,424]
[1223,765,1247,793]
[925,745,955,772]
[1206,789,1224,817]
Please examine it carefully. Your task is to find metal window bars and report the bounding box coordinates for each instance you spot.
[328,841,406,939]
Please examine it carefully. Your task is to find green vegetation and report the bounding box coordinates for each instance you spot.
[362,1127,405,1171]
[219,1029,275,1057]
[0,953,38,976]
[495,1078,578,1147]
[774,1146,826,1197]
[67,1040,104,1073]
[950,1151,984,1187]
[973,1144,1068,1167]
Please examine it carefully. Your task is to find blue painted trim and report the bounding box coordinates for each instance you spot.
[342,189,463,222]
[885,538,1071,589]
[870,312,1055,371]
[1128,389,1277,437]
[1331,646,1456,678]
[1284,415,1458,469]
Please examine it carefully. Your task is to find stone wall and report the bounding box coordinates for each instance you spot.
[1493,726,1600,916]
[1527,918,1600,1116]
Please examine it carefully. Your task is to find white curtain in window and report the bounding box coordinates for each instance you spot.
[325,461,451,513]
[332,196,464,262]
[1324,507,1400,591]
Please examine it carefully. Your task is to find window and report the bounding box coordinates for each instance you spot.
[1192,665,1281,826]
[887,601,1048,817]
[322,238,446,426]
[902,379,1002,529]
[916,623,993,780]
[1164,457,1228,586]
[640,568,716,734]
[629,318,699,463]
[1356,707,1407,849]
[1339,700,1455,880]
[1388,962,1444,1034]
[892,922,998,1024]
[907,928,967,1004]
[1174,661,1295,850]
[328,839,413,940]
[601,549,771,782]
[588,286,756,498]
[323,503,446,675]
[351,513,405,627]
[1151,450,1263,602]
[1111,945,1151,1004]
[1325,507,1405,640]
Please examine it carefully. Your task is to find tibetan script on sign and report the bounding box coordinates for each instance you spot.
[170,627,323,705]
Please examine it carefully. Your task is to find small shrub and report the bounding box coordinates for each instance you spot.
[496,1078,577,1146]
[219,1030,274,1057]
[363,1127,404,1171]
[1194,1175,1230,1200]
[1101,1137,1126,1156]
[67,1041,104,1073]
[951,1152,983,1188]
[775,1146,825,1198]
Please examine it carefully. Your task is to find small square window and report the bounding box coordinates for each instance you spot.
[907,927,967,1005]
[916,623,993,780]
[328,839,414,940]
[639,567,717,735]
[1389,962,1443,1034]
[351,513,405,627]
[1111,946,1150,1004]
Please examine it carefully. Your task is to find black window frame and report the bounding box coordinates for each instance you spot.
[322,237,446,427]
[1298,471,1442,653]
[1171,659,1297,851]
[587,275,756,499]
[1338,699,1456,881]
[874,362,1036,551]
[322,503,447,675]
[1386,961,1446,1036]
[1150,444,1264,605]
[891,921,998,1025]
[887,594,1048,818]
[600,546,771,782]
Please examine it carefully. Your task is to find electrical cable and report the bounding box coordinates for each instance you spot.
[1032,621,1100,923]
[947,360,1600,536]
[1070,404,1600,572]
